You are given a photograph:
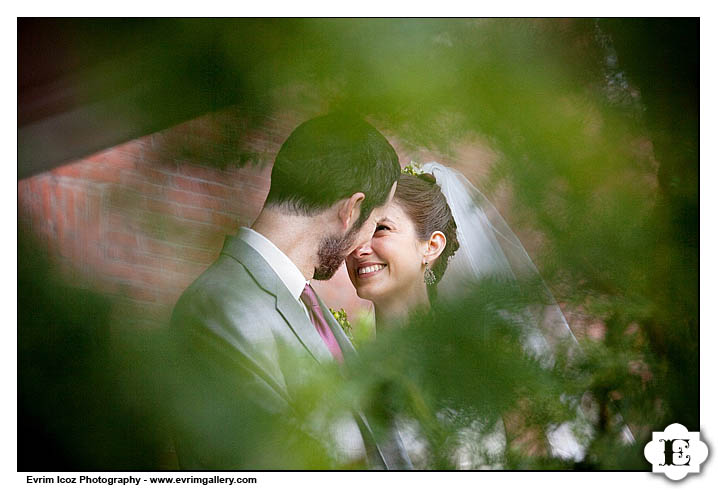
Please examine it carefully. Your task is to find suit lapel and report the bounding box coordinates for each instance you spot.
[275,285,333,363]
[221,235,396,468]
[221,235,332,364]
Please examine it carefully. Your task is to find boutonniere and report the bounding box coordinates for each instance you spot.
[329,307,353,343]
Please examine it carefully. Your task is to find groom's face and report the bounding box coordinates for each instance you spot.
[313,182,397,280]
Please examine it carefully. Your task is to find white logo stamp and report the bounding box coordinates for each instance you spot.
[644,423,708,481]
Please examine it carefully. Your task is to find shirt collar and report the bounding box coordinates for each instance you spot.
[237,227,308,301]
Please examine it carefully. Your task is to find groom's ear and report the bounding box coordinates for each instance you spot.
[424,231,447,265]
[338,192,366,230]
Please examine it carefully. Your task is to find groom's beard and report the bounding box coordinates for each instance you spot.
[313,228,359,281]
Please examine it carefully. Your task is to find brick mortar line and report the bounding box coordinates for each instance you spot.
[90,266,190,293]
[103,281,188,298]
[104,291,174,308]
[165,187,235,202]
[48,164,269,197]
[169,213,240,230]
[123,212,237,232]
[172,171,271,190]
[128,247,218,267]
[100,257,201,283]
[172,202,243,219]
[140,236,218,254]
[174,159,263,178]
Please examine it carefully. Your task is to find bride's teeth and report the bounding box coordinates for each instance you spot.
[358,264,384,275]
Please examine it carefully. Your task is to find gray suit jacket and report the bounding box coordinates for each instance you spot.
[170,234,411,469]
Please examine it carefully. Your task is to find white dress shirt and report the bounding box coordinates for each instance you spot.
[237,227,310,317]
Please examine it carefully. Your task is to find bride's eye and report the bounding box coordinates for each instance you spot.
[375,224,389,233]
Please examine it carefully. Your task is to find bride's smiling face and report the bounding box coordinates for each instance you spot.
[346,201,427,302]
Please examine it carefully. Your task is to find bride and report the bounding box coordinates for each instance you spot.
[344,162,606,468]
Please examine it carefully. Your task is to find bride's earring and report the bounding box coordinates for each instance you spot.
[423,260,436,286]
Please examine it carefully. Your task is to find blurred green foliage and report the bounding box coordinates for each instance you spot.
[18,18,697,470]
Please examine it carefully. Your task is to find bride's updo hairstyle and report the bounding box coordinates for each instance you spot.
[394,172,460,286]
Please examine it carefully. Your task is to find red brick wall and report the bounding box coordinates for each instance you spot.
[18,109,499,329]
[20,111,284,328]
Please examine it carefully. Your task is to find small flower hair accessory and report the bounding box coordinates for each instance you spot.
[402,161,425,177]
[402,161,436,184]
[329,307,353,342]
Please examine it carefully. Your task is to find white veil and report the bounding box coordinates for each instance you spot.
[419,161,634,461]
[423,162,577,359]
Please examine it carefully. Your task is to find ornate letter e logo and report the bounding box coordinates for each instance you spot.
[644,423,708,481]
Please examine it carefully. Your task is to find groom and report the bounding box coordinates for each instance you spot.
[170,113,410,469]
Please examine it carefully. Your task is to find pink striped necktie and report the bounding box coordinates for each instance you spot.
[300,284,344,363]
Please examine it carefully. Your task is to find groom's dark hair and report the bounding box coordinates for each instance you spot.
[265,113,400,226]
